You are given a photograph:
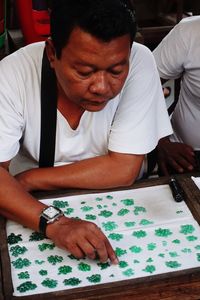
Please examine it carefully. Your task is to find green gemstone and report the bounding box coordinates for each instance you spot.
[180,224,195,235]
[87,274,101,283]
[132,230,147,238]
[18,271,30,279]
[47,255,63,265]
[63,277,81,286]
[143,265,156,274]
[17,281,37,293]
[58,265,72,275]
[53,200,69,208]
[165,261,181,268]
[41,278,57,288]
[108,233,123,241]
[121,198,134,206]
[78,262,91,272]
[10,245,27,257]
[98,210,113,218]
[7,233,22,245]
[115,247,127,257]
[155,228,172,237]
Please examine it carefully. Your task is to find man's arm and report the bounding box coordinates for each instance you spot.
[15,151,144,191]
[0,164,118,263]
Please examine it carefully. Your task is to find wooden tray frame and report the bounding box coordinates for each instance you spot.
[1,175,200,300]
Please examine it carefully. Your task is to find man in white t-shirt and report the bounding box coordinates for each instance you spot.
[0,0,172,262]
[153,16,200,175]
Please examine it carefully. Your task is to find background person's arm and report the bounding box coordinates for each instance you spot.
[157,137,195,176]
[15,151,144,191]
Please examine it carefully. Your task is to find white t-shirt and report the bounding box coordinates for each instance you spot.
[0,41,172,175]
[153,16,200,150]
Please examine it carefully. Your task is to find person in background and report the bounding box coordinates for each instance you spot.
[153,16,200,176]
[0,0,171,262]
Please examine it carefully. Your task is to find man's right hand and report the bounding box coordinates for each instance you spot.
[157,137,196,176]
[46,216,119,264]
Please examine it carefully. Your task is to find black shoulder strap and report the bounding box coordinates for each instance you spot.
[39,49,57,168]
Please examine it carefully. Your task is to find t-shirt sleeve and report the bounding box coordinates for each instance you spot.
[108,43,172,154]
[0,55,25,162]
[153,20,188,79]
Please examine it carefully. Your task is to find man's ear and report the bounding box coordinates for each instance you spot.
[45,38,57,68]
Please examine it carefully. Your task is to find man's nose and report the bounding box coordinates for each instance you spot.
[89,71,110,95]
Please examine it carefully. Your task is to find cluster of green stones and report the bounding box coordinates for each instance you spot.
[121,198,134,206]
[139,219,154,226]
[108,233,123,241]
[169,251,179,257]
[97,261,110,270]
[180,224,195,235]
[196,253,200,261]
[143,265,156,274]
[132,230,147,238]
[63,277,81,286]
[115,247,127,257]
[124,221,136,228]
[78,262,91,272]
[81,206,93,212]
[64,208,74,215]
[155,228,172,237]
[165,261,181,268]
[29,232,45,241]
[85,214,97,220]
[17,281,37,293]
[106,195,113,199]
[7,233,22,245]
[133,206,146,215]
[122,268,134,277]
[38,243,55,252]
[12,258,31,269]
[119,261,128,268]
[87,274,101,283]
[58,265,72,275]
[147,243,156,251]
[39,269,48,276]
[35,259,45,265]
[10,245,27,257]
[98,210,113,218]
[102,221,118,231]
[129,245,142,253]
[47,255,63,265]
[41,278,58,288]
[186,236,198,241]
[117,208,129,216]
[18,271,30,279]
[53,200,69,208]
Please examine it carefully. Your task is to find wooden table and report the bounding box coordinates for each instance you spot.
[1,175,200,300]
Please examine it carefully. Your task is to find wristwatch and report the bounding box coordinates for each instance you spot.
[39,206,64,236]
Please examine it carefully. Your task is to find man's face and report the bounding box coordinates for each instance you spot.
[48,27,131,112]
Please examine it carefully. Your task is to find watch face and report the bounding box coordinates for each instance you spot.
[43,206,61,219]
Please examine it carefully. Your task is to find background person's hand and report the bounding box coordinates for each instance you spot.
[46,216,119,264]
[157,137,196,176]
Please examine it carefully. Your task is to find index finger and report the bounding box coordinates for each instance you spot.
[89,228,119,264]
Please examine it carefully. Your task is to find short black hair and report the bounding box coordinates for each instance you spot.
[50,0,137,58]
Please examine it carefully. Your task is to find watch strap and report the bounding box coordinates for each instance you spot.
[39,206,64,236]
[39,215,48,236]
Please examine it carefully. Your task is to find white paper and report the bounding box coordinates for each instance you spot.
[6,185,200,296]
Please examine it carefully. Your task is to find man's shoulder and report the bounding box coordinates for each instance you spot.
[0,41,45,67]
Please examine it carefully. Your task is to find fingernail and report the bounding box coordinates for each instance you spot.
[112,257,119,265]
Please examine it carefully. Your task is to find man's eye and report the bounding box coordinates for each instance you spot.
[110,69,123,75]
[77,71,93,77]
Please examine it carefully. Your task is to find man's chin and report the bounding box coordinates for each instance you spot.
[83,102,107,112]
